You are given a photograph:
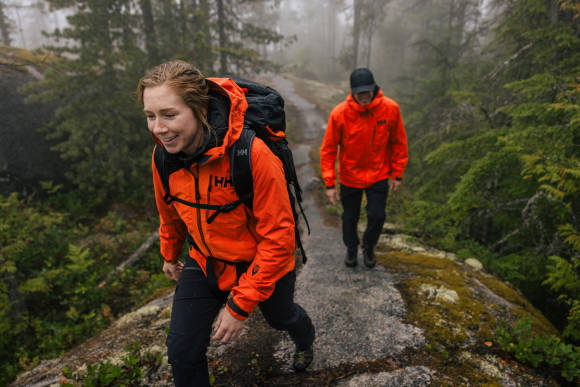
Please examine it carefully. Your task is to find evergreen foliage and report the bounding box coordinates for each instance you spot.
[397,0,580,346]
[2,1,288,384]
[25,0,151,203]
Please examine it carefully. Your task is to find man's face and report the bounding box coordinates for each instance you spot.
[354,90,373,106]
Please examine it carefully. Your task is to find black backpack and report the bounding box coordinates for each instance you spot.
[153,77,309,263]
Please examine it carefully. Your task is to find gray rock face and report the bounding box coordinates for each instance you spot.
[336,366,434,387]
[0,60,65,196]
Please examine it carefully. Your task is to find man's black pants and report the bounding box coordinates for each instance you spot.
[340,179,389,253]
[166,258,315,387]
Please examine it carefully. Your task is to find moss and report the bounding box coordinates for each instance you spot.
[476,274,558,337]
[0,46,55,73]
[380,252,495,348]
[376,251,565,384]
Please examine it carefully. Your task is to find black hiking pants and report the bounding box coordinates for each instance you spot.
[166,257,315,387]
[340,179,389,254]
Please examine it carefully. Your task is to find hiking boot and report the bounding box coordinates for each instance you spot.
[344,249,357,267]
[293,345,313,372]
[363,245,376,268]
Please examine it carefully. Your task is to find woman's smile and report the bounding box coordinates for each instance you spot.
[143,83,204,155]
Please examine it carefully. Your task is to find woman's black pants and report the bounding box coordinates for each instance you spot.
[340,179,389,254]
[166,258,315,387]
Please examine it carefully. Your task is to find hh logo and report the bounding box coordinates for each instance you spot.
[376,119,387,126]
[214,175,232,188]
[237,149,248,156]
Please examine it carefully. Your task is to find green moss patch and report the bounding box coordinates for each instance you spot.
[0,46,55,73]
[379,252,495,347]
[376,251,563,384]
[475,275,558,337]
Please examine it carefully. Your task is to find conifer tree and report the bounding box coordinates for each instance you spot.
[489,0,580,340]
[27,0,150,202]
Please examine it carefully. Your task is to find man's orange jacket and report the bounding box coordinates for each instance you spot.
[320,89,408,189]
[151,78,295,321]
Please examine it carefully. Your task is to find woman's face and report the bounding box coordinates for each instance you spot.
[143,83,204,155]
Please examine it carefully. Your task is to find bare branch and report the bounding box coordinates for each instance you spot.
[100,230,159,285]
[486,42,534,80]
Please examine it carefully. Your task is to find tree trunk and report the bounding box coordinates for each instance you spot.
[0,1,11,46]
[550,0,559,23]
[139,0,159,66]
[352,0,361,69]
[366,17,373,67]
[193,0,213,73]
[217,0,227,74]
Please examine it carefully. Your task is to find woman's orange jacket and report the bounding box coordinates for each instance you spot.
[320,89,408,189]
[151,78,295,321]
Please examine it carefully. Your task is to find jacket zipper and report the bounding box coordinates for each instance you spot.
[189,166,214,257]
[367,112,375,184]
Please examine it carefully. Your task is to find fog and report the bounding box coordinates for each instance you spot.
[1,0,498,97]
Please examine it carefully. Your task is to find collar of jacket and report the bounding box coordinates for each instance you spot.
[151,77,248,166]
[346,86,384,114]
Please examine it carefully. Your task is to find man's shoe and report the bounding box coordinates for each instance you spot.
[293,346,313,372]
[363,245,376,268]
[345,249,357,267]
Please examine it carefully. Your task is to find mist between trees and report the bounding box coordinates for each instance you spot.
[0,0,578,385]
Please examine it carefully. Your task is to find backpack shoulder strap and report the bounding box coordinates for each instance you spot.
[230,128,256,208]
[230,129,309,264]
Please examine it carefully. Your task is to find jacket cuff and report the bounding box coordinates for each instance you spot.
[325,184,335,189]
[163,256,179,264]
[226,297,250,321]
[395,177,402,181]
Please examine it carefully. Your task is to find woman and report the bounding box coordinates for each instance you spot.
[137,60,315,386]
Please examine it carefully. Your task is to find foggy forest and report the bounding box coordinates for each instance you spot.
[0,0,579,385]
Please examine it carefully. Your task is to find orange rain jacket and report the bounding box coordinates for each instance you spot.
[152,78,296,321]
[320,88,408,189]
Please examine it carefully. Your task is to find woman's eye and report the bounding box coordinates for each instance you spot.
[164,113,176,118]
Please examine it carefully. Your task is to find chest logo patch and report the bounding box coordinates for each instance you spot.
[214,175,232,188]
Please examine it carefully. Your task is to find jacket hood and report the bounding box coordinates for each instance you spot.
[347,85,384,113]
[151,77,248,165]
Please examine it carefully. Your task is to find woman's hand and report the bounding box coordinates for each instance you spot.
[326,187,339,205]
[212,308,245,343]
[389,179,402,192]
[163,260,183,281]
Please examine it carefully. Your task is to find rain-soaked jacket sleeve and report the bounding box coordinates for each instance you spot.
[226,140,296,320]
[320,106,342,188]
[388,107,408,180]
[151,153,187,264]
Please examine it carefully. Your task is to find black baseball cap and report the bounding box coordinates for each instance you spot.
[350,68,375,94]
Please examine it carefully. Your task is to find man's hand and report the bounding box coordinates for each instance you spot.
[326,187,339,205]
[212,308,245,343]
[389,179,402,192]
[163,260,183,281]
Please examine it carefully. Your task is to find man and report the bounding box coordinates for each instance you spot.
[320,68,408,268]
